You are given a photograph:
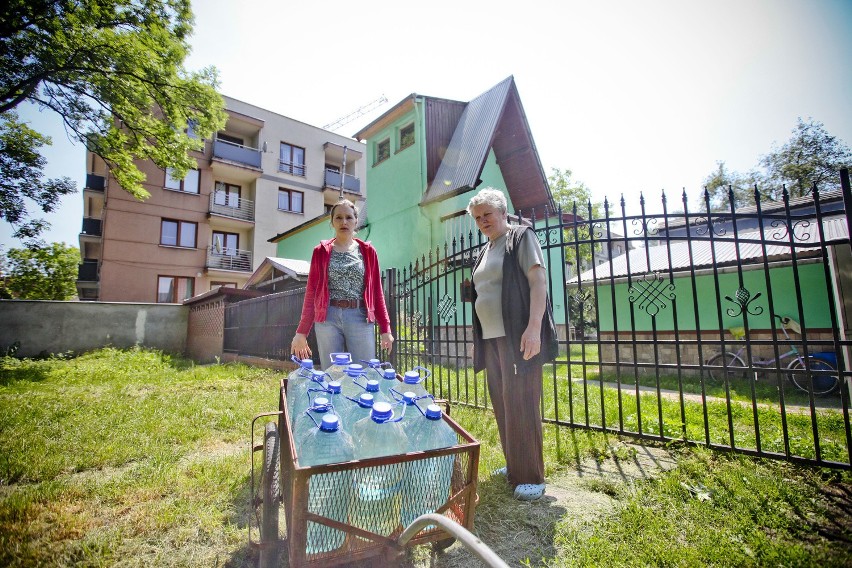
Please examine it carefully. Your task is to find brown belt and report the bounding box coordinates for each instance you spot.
[329,298,364,309]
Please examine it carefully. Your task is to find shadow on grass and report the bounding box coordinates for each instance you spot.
[0,361,52,386]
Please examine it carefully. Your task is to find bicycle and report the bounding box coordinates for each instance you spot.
[705,314,840,396]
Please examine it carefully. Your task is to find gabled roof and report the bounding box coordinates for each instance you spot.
[244,257,310,289]
[420,76,553,216]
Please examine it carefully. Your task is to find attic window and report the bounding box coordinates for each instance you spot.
[398,123,414,151]
[375,138,390,165]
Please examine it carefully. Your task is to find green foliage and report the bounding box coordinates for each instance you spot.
[4,242,80,300]
[703,118,852,211]
[0,111,77,240]
[0,0,227,239]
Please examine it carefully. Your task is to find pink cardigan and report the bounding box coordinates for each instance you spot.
[296,238,392,335]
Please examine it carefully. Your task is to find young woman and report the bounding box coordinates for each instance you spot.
[290,199,394,368]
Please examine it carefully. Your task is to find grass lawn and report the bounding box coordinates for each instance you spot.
[1,347,850,567]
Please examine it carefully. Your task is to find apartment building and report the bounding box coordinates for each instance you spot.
[76,96,366,302]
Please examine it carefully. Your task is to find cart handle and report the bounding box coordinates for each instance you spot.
[397,514,509,568]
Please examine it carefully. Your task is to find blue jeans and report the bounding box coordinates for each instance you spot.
[314,306,376,369]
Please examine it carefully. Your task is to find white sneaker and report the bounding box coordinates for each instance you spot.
[513,483,545,501]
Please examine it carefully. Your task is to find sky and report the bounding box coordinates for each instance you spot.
[3,0,851,250]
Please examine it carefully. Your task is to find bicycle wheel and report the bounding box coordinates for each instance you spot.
[706,352,747,384]
[786,357,840,396]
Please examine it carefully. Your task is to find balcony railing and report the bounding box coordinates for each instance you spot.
[77,259,99,281]
[212,139,262,169]
[85,174,105,191]
[324,169,361,194]
[206,246,252,272]
[209,192,255,222]
[279,160,306,176]
[81,217,102,236]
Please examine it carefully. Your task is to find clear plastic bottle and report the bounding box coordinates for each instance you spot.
[399,367,435,411]
[293,396,331,454]
[324,352,353,381]
[379,368,399,401]
[350,401,409,537]
[345,393,375,433]
[339,364,367,399]
[298,414,355,554]
[285,358,316,422]
[361,358,385,382]
[288,369,329,429]
[400,403,457,528]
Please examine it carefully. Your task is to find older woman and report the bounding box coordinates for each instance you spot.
[467,187,558,501]
[291,198,394,368]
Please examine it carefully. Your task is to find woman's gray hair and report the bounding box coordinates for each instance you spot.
[466,187,507,215]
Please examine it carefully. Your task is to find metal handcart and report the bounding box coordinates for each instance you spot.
[249,374,482,567]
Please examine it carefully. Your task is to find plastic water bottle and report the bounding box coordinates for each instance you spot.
[350,401,409,536]
[288,370,328,429]
[397,367,435,411]
[400,403,457,528]
[339,364,367,399]
[285,358,315,421]
[379,368,399,400]
[397,391,422,433]
[362,379,391,407]
[362,358,385,382]
[298,414,355,554]
[293,397,331,453]
[324,352,353,380]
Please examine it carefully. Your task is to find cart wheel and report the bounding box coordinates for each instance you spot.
[432,536,456,551]
[259,421,281,568]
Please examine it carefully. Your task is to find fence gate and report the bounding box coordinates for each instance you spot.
[388,176,852,469]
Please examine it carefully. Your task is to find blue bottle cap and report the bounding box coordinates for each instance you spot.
[402,391,417,404]
[358,393,374,407]
[301,359,314,369]
[383,368,396,379]
[332,353,351,365]
[311,397,330,411]
[370,401,393,422]
[403,370,420,384]
[319,414,340,432]
[327,381,342,394]
[367,358,381,368]
[311,369,326,380]
[347,364,364,376]
[425,404,442,420]
[365,379,380,392]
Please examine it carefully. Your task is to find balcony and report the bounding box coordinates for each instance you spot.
[85,174,105,191]
[206,246,253,273]
[81,217,102,237]
[77,259,99,282]
[209,192,255,226]
[211,139,262,183]
[324,169,361,194]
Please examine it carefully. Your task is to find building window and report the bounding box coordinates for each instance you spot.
[164,168,200,194]
[278,188,304,213]
[161,219,197,248]
[212,231,239,255]
[214,181,241,208]
[375,138,390,164]
[280,142,306,176]
[158,276,194,303]
[399,123,414,150]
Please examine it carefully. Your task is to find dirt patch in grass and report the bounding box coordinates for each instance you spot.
[406,443,677,567]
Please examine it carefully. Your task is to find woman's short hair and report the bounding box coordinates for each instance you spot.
[466,187,507,215]
[329,198,358,221]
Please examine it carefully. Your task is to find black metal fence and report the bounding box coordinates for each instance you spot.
[388,176,852,470]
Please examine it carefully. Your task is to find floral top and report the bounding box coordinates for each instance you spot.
[328,248,364,301]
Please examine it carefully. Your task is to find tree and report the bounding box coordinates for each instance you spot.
[760,118,852,199]
[0,111,76,240]
[703,118,851,211]
[1,0,227,240]
[4,242,80,300]
[549,167,602,335]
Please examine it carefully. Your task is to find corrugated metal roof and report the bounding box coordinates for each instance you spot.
[421,77,513,204]
[574,215,849,282]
